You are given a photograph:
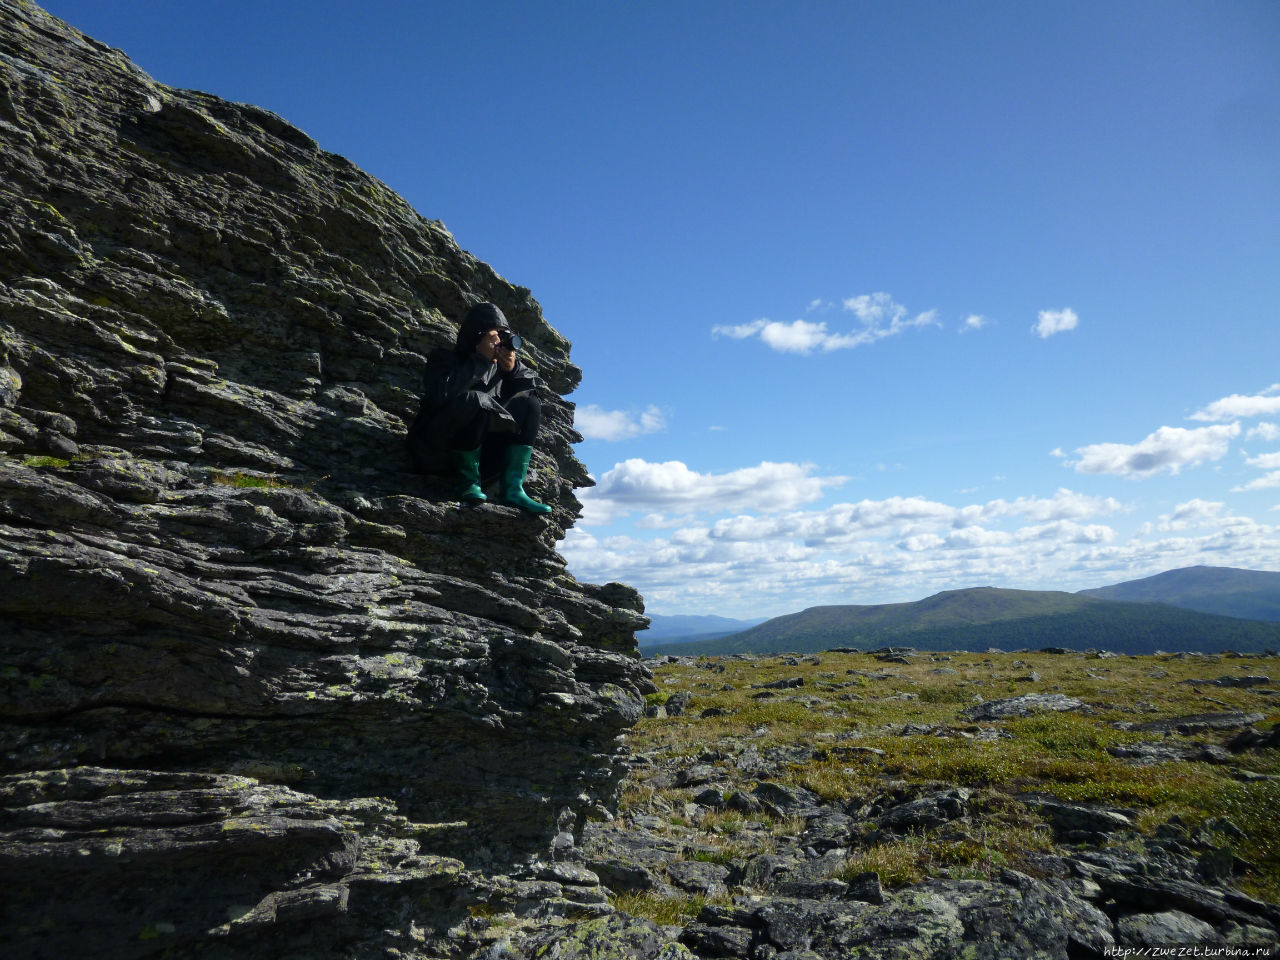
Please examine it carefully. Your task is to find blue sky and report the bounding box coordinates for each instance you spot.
[45,1,1280,617]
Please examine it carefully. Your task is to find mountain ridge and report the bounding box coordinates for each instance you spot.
[1079,564,1280,621]
[650,569,1280,656]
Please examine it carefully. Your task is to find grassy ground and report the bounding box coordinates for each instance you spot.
[619,649,1280,916]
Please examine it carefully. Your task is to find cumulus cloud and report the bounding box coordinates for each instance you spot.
[574,404,666,442]
[579,458,845,523]
[1169,499,1225,526]
[712,292,938,354]
[1233,472,1280,492]
[1247,451,1280,470]
[961,314,989,333]
[1066,424,1240,478]
[560,473,1280,618]
[1247,422,1280,442]
[1191,384,1280,422]
[1034,308,1079,338]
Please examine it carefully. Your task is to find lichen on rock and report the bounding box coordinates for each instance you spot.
[0,2,653,957]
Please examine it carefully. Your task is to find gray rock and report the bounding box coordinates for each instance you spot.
[754,676,805,690]
[742,854,797,890]
[675,764,722,788]
[519,913,695,959]
[680,922,754,957]
[693,787,727,808]
[0,4,653,957]
[878,788,971,831]
[1018,795,1135,838]
[1108,742,1232,765]
[752,781,822,817]
[842,870,885,905]
[664,691,693,715]
[1179,675,1271,688]
[961,693,1086,721]
[1126,712,1266,735]
[801,808,852,852]
[667,859,731,896]
[1117,910,1219,947]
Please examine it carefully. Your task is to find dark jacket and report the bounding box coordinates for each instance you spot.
[406,347,540,472]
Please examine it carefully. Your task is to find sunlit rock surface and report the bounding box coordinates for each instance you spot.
[0,3,651,956]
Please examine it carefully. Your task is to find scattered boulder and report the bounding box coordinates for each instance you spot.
[1226,726,1280,752]
[752,781,822,817]
[664,691,693,716]
[961,693,1086,721]
[1019,795,1135,840]
[667,859,731,897]
[877,788,971,832]
[679,921,754,957]
[754,676,805,690]
[1124,712,1266,735]
[1108,742,1232,765]
[675,764,722,788]
[1117,910,1220,947]
[1179,675,1271,688]
[519,913,695,959]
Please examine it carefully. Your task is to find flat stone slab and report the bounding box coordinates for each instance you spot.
[961,693,1086,721]
[1124,712,1265,735]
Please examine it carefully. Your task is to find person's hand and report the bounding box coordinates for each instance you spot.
[496,342,517,372]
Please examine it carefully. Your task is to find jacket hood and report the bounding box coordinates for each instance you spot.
[455,302,510,354]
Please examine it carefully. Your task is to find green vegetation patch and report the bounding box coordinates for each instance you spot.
[211,471,292,489]
[627,649,1280,902]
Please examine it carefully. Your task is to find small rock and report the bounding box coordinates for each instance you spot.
[693,787,725,809]
[1117,910,1219,947]
[666,859,730,896]
[842,870,885,904]
[878,788,971,831]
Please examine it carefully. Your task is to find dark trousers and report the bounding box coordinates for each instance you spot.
[408,394,541,478]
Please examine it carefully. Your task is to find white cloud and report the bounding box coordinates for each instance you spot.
[1247,422,1280,442]
[579,458,845,523]
[945,527,1013,549]
[1233,471,1280,492]
[975,488,1124,523]
[711,319,768,340]
[1034,308,1079,338]
[1066,424,1240,477]
[1167,499,1225,528]
[574,404,666,441]
[712,293,938,355]
[961,314,989,332]
[562,475,1280,618]
[761,318,833,353]
[1015,521,1115,544]
[1246,451,1280,470]
[1191,384,1280,422]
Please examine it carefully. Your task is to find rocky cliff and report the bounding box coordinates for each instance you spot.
[0,3,654,956]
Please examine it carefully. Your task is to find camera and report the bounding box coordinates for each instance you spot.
[499,331,523,351]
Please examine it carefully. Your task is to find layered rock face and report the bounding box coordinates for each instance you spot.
[0,3,651,956]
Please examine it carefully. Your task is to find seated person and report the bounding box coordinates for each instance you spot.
[406,302,551,515]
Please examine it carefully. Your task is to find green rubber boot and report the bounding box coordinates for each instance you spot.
[450,447,486,502]
[499,444,552,515]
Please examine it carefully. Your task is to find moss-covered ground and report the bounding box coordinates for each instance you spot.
[616,649,1280,920]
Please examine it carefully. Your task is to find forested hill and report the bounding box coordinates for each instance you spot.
[1078,565,1280,621]
[650,587,1280,656]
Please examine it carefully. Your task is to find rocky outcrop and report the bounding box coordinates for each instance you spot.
[0,3,651,956]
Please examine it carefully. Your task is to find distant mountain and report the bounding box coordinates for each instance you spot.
[639,613,768,649]
[1078,565,1280,621]
[643,614,766,638]
[650,586,1280,657]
